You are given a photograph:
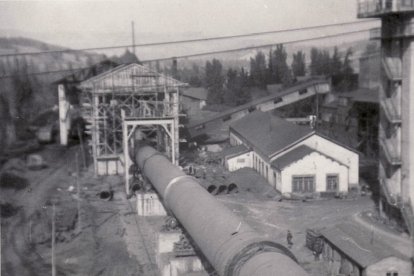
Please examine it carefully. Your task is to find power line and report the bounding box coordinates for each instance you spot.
[0,28,374,79]
[0,19,378,58]
[141,28,372,62]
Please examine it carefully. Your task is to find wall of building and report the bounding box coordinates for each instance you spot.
[280,134,359,187]
[363,257,411,276]
[322,241,362,276]
[229,132,244,146]
[280,152,348,194]
[226,151,252,172]
[401,35,414,205]
[359,53,381,89]
[251,151,277,188]
[180,96,205,115]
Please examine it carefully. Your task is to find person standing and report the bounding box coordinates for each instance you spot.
[287,230,293,248]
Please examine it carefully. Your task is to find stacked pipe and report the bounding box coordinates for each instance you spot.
[135,146,308,276]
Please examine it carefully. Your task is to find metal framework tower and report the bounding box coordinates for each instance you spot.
[358,0,414,233]
[79,63,186,180]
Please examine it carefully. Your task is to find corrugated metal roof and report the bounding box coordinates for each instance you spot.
[230,111,314,159]
[187,77,329,128]
[182,87,208,101]
[320,222,407,268]
[271,145,314,169]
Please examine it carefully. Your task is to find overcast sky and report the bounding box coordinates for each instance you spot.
[0,0,379,58]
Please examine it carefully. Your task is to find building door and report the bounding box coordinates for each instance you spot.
[326,175,339,192]
[292,175,315,193]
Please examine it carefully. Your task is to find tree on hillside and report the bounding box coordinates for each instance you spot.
[267,49,274,84]
[223,68,251,106]
[188,63,202,87]
[249,51,267,88]
[310,48,331,76]
[271,44,292,86]
[171,58,179,80]
[12,57,35,120]
[291,51,306,78]
[330,47,342,76]
[336,47,355,92]
[205,59,225,104]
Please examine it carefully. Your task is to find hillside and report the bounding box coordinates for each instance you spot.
[0,37,112,149]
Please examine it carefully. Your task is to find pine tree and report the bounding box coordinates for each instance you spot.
[205,59,224,104]
[292,51,306,78]
[249,51,267,88]
[273,44,292,86]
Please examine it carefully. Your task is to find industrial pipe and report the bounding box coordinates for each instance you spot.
[135,146,308,276]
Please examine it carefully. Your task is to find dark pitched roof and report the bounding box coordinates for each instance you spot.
[230,111,314,159]
[320,222,408,268]
[271,145,314,169]
[182,87,208,101]
[221,144,250,159]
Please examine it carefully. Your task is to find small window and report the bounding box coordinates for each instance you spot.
[299,88,308,95]
[326,175,338,191]
[386,272,398,276]
[237,158,245,163]
[222,115,231,122]
[273,97,283,104]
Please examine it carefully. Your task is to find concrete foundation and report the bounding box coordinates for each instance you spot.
[159,253,205,276]
[158,231,181,254]
[136,192,167,216]
[156,230,206,276]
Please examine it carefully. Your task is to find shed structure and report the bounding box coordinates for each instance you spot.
[78,63,187,187]
[319,222,411,276]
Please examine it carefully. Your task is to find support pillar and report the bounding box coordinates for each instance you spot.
[58,84,70,146]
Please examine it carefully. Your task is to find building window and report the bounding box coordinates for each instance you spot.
[386,272,398,276]
[326,175,338,191]
[222,115,231,122]
[292,176,315,193]
[273,97,283,104]
[299,88,308,95]
[237,158,245,163]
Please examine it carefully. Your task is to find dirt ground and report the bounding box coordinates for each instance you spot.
[2,144,411,276]
[1,144,157,276]
[216,190,412,275]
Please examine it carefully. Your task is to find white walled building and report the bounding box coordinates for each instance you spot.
[226,111,359,195]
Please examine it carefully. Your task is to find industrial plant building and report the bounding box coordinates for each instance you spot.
[358,0,414,233]
[225,111,359,195]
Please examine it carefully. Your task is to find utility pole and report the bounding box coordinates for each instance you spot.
[76,151,81,233]
[52,203,56,276]
[131,21,136,56]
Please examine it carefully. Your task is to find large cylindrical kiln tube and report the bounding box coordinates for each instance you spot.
[135,146,308,276]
